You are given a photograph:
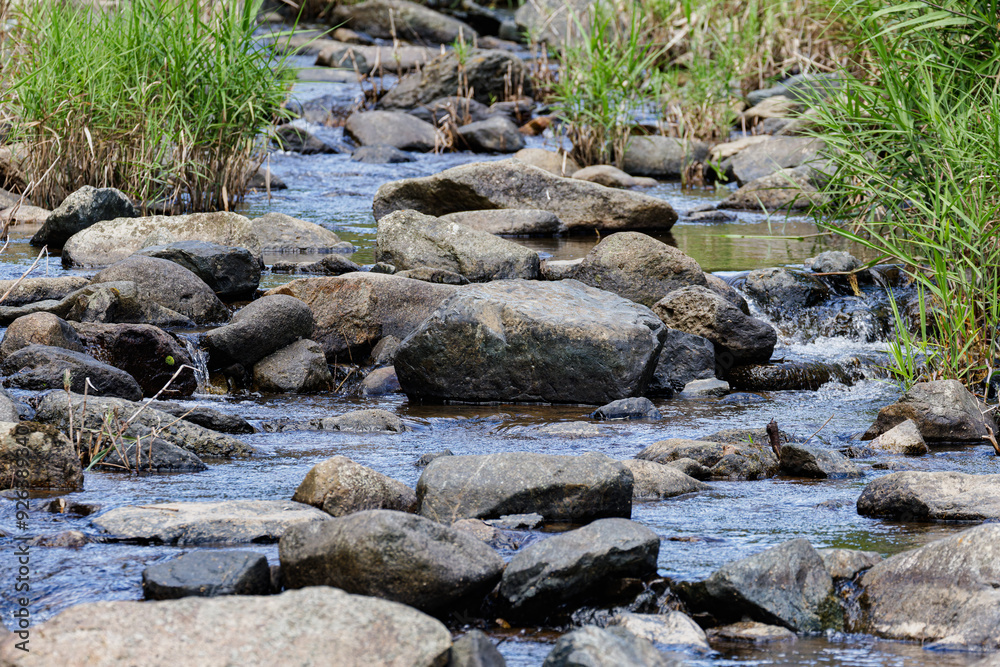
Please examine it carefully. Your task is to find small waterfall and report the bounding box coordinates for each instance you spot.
[178,334,210,394]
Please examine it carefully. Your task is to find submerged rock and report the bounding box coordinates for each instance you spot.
[609,611,711,653]
[0,422,83,491]
[93,435,207,473]
[142,551,271,600]
[856,471,1000,521]
[292,456,417,517]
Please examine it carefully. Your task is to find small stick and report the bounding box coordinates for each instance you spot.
[766,418,781,458]
[985,427,1000,456]
[803,414,835,446]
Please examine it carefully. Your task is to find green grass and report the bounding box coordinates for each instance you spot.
[8,0,291,213]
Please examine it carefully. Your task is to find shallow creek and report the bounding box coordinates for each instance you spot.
[0,65,997,667]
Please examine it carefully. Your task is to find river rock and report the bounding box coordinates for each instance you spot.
[648,329,716,394]
[870,419,928,455]
[440,208,565,236]
[779,444,862,479]
[351,144,415,164]
[0,587,452,666]
[572,165,636,188]
[94,500,326,545]
[541,626,670,667]
[272,255,361,276]
[250,212,349,253]
[136,240,260,300]
[147,402,255,435]
[622,136,710,178]
[854,523,1000,649]
[204,294,314,369]
[142,551,270,600]
[573,232,706,307]
[373,159,678,233]
[252,339,332,393]
[458,116,525,153]
[861,379,991,445]
[31,186,136,248]
[395,266,469,285]
[857,471,1000,521]
[315,40,438,73]
[408,96,491,125]
[679,538,834,631]
[0,276,90,307]
[62,211,261,268]
[723,136,825,185]
[325,408,408,433]
[91,256,229,324]
[34,392,254,459]
[0,281,194,328]
[609,611,711,653]
[380,49,530,109]
[726,359,857,392]
[332,0,476,44]
[540,258,583,280]
[514,0,590,45]
[375,209,540,281]
[665,457,712,480]
[0,422,83,491]
[273,122,340,154]
[818,548,881,579]
[280,509,503,612]
[513,147,581,177]
[92,433,207,472]
[719,167,823,210]
[449,630,506,667]
[591,397,661,420]
[681,377,730,396]
[265,273,457,361]
[0,389,25,423]
[394,279,666,404]
[744,267,829,312]
[417,452,631,523]
[72,322,197,397]
[748,72,844,106]
[345,110,439,152]
[360,366,402,395]
[707,621,797,643]
[293,455,417,517]
[622,460,708,499]
[2,344,143,400]
[637,438,779,480]
[0,312,83,361]
[653,286,777,366]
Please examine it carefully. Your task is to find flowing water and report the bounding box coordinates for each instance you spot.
[0,61,997,667]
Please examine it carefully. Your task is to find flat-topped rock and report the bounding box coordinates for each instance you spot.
[857,471,1000,521]
[250,212,350,253]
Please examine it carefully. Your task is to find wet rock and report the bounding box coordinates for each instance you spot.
[93,434,207,472]
[720,167,824,210]
[2,344,143,400]
[0,312,84,362]
[265,273,456,361]
[0,422,83,491]
[573,232,707,307]
[147,402,255,435]
[0,587,452,666]
[332,0,476,44]
[62,211,261,268]
[665,457,712,480]
[351,145,415,164]
[293,455,417,517]
[360,366,401,395]
[395,266,470,285]
[779,444,862,479]
[622,136,710,179]
[32,186,136,248]
[535,421,610,438]
[609,611,711,653]
[35,392,254,459]
[449,630,506,667]
[416,450,453,467]
[380,49,530,110]
[136,240,261,301]
[458,116,525,153]
[394,279,666,404]
[807,250,861,275]
[417,452,633,523]
[869,419,928,455]
[862,380,991,445]
[375,209,540,281]
[857,471,1000,521]
[247,165,287,191]
[272,255,361,276]
[703,427,793,446]
[315,38,437,72]
[622,460,709,500]
[719,392,767,405]
[142,551,271,600]
[637,438,779,480]
[345,110,439,152]
[679,538,834,632]
[686,209,737,222]
[27,530,89,548]
[653,286,777,366]
[817,548,881,579]
[591,397,661,420]
[540,258,583,280]
[280,509,503,612]
[326,408,408,433]
[744,267,829,312]
[273,122,339,154]
[513,147,580,177]
[94,500,327,545]
[373,159,678,233]
[370,335,401,366]
[723,137,825,185]
[648,329,716,395]
[440,208,565,236]
[252,339,332,393]
[250,212,349,254]
[72,322,197,397]
[91,256,230,324]
[0,276,90,307]
[500,518,659,619]
[854,523,1000,649]
[681,378,730,396]
[707,621,796,643]
[204,294,314,369]
[541,626,670,667]
[725,359,856,392]
[705,272,751,313]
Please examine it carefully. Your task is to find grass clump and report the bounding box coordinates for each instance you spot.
[7,0,290,213]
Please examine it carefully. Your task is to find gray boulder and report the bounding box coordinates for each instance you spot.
[395,266,469,285]
[0,312,84,361]
[136,240,261,301]
[417,452,633,523]
[204,294,314,369]
[375,209,539,281]
[360,366,402,395]
[344,110,439,152]
[542,626,671,667]
[0,422,83,491]
[818,548,881,579]
[637,438,779,480]
[32,185,136,248]
[142,551,271,600]
[271,255,361,276]
[394,279,666,404]
[292,455,417,517]
[380,49,530,109]
[252,339,332,393]
[2,344,142,400]
[279,509,504,612]
[93,434,207,472]
[250,212,349,253]
[622,136,710,178]
[857,471,1000,521]
[351,145,415,164]
[744,267,829,312]
[321,409,407,433]
[869,419,928,455]
[0,281,194,328]
[724,137,826,185]
[779,444,863,479]
[862,380,991,445]
[440,208,565,236]
[622,459,709,499]
[681,377,730,396]
[458,116,525,153]
[591,397,661,420]
[648,329,716,394]
[148,401,255,435]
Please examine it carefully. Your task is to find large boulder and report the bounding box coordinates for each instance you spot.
[854,524,1000,649]
[0,422,83,491]
[61,211,261,268]
[500,518,659,619]
[332,0,477,44]
[653,286,777,366]
[0,587,452,666]
[622,136,710,179]
[573,232,707,307]
[541,626,670,667]
[279,510,504,612]
[861,380,992,445]
[249,212,351,253]
[142,551,271,600]
[636,438,779,480]
[2,344,143,400]
[379,49,530,109]
[439,208,565,236]
[373,159,678,233]
[344,111,439,152]
[416,452,633,523]
[648,329,716,394]
[31,185,136,248]
[91,256,230,324]
[375,209,539,281]
[394,279,667,403]
[856,471,1000,521]
[0,312,84,362]
[252,339,332,393]
[136,240,261,301]
[265,273,456,361]
[292,456,417,517]
[204,294,314,369]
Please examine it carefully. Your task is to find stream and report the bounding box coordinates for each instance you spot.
[0,56,997,667]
